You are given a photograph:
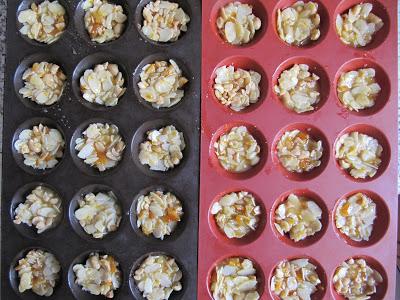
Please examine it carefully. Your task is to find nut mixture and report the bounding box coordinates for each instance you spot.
[18,0,66,44]
[276,129,323,173]
[138,59,188,109]
[274,64,320,113]
[333,258,383,299]
[211,191,260,239]
[335,131,383,179]
[214,126,260,173]
[13,186,62,234]
[335,192,377,242]
[214,65,261,112]
[271,258,322,300]
[141,0,190,42]
[211,257,260,300]
[82,0,127,43]
[75,123,125,171]
[277,1,320,46]
[336,3,384,48]
[216,2,261,45]
[136,190,183,240]
[74,191,121,239]
[138,125,185,172]
[274,193,323,242]
[337,68,381,112]
[80,62,126,107]
[73,253,121,298]
[14,123,65,170]
[19,62,66,106]
[15,249,60,296]
[134,254,183,300]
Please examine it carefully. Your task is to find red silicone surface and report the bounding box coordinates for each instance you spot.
[199,0,398,299]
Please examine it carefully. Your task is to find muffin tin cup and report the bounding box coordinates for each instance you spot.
[3,0,200,299]
[199,0,397,299]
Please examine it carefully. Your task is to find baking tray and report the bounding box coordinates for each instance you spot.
[198,0,398,299]
[1,0,200,299]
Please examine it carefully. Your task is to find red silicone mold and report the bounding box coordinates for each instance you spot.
[199,0,398,299]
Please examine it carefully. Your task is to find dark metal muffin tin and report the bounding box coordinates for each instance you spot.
[1,0,200,299]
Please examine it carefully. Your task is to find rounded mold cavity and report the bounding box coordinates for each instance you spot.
[14,52,67,110]
[10,182,64,240]
[9,246,62,299]
[69,184,124,242]
[268,256,327,300]
[271,123,330,181]
[74,0,131,46]
[208,188,267,246]
[16,0,70,46]
[132,53,192,112]
[333,124,390,182]
[70,118,127,177]
[272,56,330,114]
[12,117,67,176]
[270,189,329,248]
[209,56,268,114]
[209,0,268,48]
[330,255,388,300]
[332,190,390,248]
[68,250,124,300]
[129,184,188,243]
[72,52,129,111]
[272,0,329,48]
[334,58,391,116]
[131,118,189,179]
[209,122,267,180]
[333,0,390,51]
[134,0,192,47]
[206,255,265,299]
[129,251,188,300]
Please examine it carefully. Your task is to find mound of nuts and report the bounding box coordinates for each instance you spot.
[274,64,320,113]
[134,255,183,300]
[271,258,322,300]
[141,0,190,42]
[211,191,260,239]
[211,257,260,300]
[336,3,383,48]
[139,125,185,172]
[82,0,127,43]
[73,253,121,298]
[337,68,381,112]
[216,2,261,45]
[277,1,320,46]
[335,131,383,179]
[18,0,66,44]
[14,186,62,234]
[75,123,125,172]
[80,62,126,107]
[74,191,121,239]
[335,192,377,242]
[214,126,260,173]
[274,193,323,242]
[14,123,65,170]
[333,258,383,299]
[15,249,60,296]
[214,65,261,112]
[19,62,66,106]
[138,60,188,109]
[276,129,323,173]
[136,190,183,240]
